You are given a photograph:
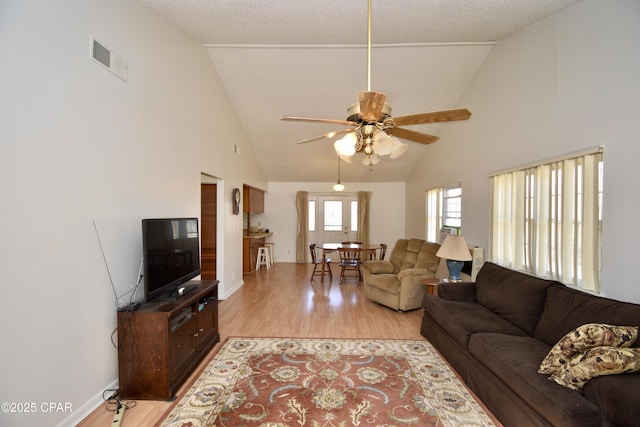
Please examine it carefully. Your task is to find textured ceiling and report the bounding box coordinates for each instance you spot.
[134,0,582,182]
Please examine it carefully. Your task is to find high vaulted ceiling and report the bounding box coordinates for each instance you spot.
[135,0,581,183]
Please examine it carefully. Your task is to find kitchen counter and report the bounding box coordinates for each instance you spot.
[243,231,273,239]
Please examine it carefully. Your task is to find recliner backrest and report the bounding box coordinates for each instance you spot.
[388,238,433,274]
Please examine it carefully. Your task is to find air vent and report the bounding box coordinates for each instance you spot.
[91,36,128,82]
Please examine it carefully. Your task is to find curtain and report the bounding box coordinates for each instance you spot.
[356,191,371,244]
[426,188,442,243]
[295,191,308,263]
[490,149,602,292]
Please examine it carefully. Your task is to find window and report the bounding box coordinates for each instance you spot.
[350,200,358,232]
[490,148,603,292]
[308,200,316,232]
[426,183,462,242]
[443,187,462,228]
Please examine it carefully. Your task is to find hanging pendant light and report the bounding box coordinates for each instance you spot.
[333,156,345,192]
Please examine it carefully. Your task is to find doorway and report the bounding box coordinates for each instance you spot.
[200,183,217,280]
[312,195,358,244]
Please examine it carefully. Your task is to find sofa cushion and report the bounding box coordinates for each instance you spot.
[469,333,603,427]
[583,371,640,427]
[535,285,640,347]
[362,260,394,274]
[475,263,562,335]
[364,273,400,294]
[436,282,477,302]
[423,295,528,348]
[415,242,440,272]
[550,346,640,391]
[539,323,638,375]
[388,239,409,273]
[397,238,423,271]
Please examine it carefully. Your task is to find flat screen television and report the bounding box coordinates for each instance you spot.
[142,218,201,302]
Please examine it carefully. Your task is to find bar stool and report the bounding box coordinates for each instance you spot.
[264,242,275,266]
[255,246,271,270]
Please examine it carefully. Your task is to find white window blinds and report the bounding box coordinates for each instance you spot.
[490,148,603,292]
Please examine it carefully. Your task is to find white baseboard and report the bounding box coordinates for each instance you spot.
[62,279,243,426]
[56,379,118,427]
[221,279,244,299]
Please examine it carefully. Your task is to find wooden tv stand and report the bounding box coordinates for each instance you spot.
[117,280,219,400]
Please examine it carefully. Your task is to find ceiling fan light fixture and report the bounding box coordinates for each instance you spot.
[373,131,393,156]
[334,133,357,157]
[389,138,408,159]
[338,153,353,164]
[281,0,471,172]
[361,153,380,166]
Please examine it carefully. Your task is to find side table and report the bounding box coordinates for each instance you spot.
[422,277,448,296]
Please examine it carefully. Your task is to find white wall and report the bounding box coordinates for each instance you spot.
[0,0,266,426]
[262,182,406,262]
[406,0,640,303]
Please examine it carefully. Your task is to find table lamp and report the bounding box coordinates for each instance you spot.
[436,235,472,282]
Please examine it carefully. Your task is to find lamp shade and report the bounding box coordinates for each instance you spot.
[436,235,472,261]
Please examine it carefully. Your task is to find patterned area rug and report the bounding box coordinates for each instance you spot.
[159,337,498,427]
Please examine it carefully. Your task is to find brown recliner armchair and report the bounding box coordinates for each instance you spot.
[361,238,441,311]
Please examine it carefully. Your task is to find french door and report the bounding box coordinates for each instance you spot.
[310,195,358,244]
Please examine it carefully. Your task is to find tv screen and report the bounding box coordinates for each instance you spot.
[142,218,201,302]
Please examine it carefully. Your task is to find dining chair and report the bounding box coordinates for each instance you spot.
[378,243,387,260]
[309,243,332,281]
[338,247,362,283]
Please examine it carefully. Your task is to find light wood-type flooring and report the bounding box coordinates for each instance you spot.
[78,262,425,426]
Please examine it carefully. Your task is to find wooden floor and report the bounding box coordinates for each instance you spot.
[77,262,425,426]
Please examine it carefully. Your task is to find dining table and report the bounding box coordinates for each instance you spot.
[320,242,383,280]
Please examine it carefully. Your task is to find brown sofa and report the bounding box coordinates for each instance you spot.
[421,262,640,427]
[361,238,440,311]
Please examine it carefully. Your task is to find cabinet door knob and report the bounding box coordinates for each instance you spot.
[199,328,204,332]
[194,333,199,337]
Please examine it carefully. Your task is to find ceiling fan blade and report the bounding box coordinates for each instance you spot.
[386,127,440,145]
[392,108,471,127]
[295,129,354,144]
[359,91,387,122]
[281,116,358,126]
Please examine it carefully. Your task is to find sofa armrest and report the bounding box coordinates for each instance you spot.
[362,260,394,274]
[437,282,477,302]
[397,268,428,279]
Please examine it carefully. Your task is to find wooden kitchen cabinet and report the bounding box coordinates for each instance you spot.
[243,184,264,213]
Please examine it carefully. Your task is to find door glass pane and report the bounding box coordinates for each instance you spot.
[308,201,316,232]
[350,200,358,232]
[324,201,342,231]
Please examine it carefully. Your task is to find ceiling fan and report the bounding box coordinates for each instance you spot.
[281,0,471,166]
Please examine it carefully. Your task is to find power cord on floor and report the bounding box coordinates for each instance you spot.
[103,389,136,425]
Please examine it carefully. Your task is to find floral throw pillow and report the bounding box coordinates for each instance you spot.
[538,323,638,375]
[549,346,640,391]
